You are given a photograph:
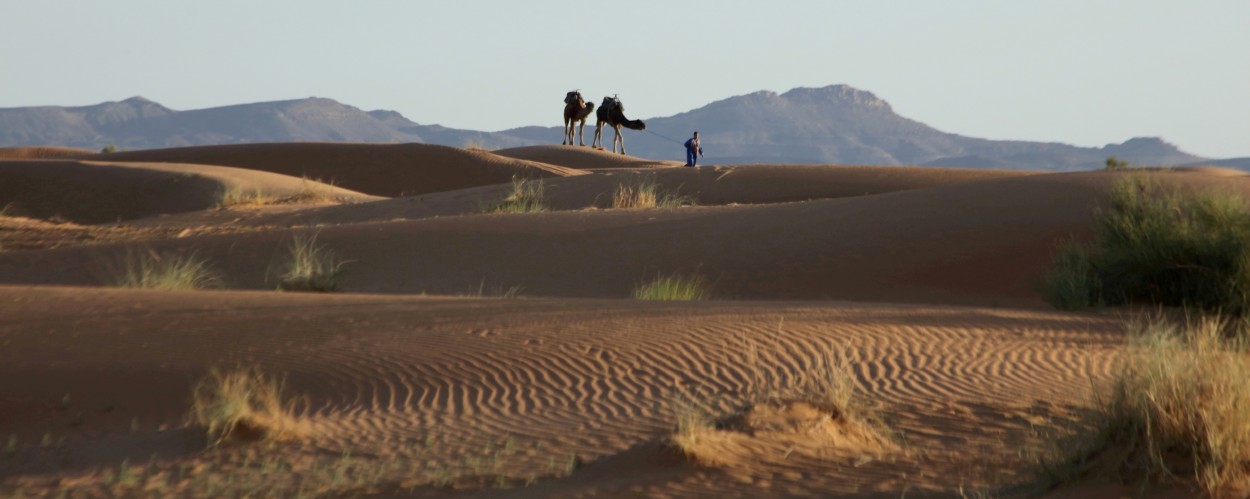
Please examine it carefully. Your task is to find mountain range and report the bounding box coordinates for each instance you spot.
[1,85,1237,171]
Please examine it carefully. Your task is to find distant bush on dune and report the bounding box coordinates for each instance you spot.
[1044,174,1250,314]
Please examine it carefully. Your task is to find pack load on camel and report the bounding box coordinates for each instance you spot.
[591,95,646,155]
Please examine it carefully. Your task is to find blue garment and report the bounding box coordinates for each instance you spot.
[684,137,703,167]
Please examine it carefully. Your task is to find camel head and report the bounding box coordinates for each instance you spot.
[565,91,583,106]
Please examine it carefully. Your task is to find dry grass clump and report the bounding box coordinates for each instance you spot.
[1038,317,1250,494]
[189,367,302,447]
[276,232,346,292]
[490,176,547,213]
[112,249,220,290]
[611,176,696,209]
[218,178,340,208]
[670,333,893,467]
[633,273,710,301]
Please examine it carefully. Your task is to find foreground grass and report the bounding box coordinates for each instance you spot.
[276,232,346,292]
[489,177,547,213]
[112,250,219,290]
[190,367,302,447]
[611,176,696,209]
[1044,174,1250,315]
[1038,317,1250,494]
[633,273,710,301]
[669,334,893,466]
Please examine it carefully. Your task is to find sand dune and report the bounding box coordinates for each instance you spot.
[0,160,378,224]
[0,285,1124,497]
[82,142,587,197]
[117,164,1036,229]
[494,145,684,169]
[0,146,97,159]
[0,169,1153,305]
[3,139,1228,497]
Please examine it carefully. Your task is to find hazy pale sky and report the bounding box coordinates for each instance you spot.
[3,1,1247,157]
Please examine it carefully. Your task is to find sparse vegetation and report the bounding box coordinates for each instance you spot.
[633,273,710,301]
[490,176,547,214]
[464,279,524,298]
[112,249,220,290]
[463,139,490,152]
[611,176,696,209]
[1042,174,1250,315]
[1104,155,1130,171]
[276,232,346,292]
[668,333,893,466]
[189,367,302,447]
[1036,317,1250,494]
[100,145,118,154]
[219,178,340,208]
[218,186,271,207]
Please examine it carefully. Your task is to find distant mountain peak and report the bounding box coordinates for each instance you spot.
[782,84,891,111]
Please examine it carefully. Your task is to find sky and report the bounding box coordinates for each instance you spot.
[3,1,1247,158]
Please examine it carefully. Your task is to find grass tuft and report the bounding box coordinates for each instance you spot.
[1043,174,1250,315]
[112,250,219,290]
[1038,317,1250,493]
[633,273,710,301]
[277,232,346,292]
[490,176,547,213]
[611,176,696,209]
[189,367,302,447]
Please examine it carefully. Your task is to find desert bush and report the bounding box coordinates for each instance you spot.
[1104,156,1130,171]
[112,250,219,290]
[1043,175,1250,315]
[463,139,490,152]
[218,186,273,207]
[611,176,696,209]
[633,273,710,301]
[100,145,117,154]
[1037,317,1250,493]
[276,232,346,292]
[189,367,301,446]
[490,176,547,213]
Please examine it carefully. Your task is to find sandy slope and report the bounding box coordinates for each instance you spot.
[0,146,96,159]
[115,164,1031,229]
[494,145,684,169]
[0,285,1125,497]
[3,141,1234,497]
[0,169,1190,306]
[0,160,378,224]
[79,143,587,197]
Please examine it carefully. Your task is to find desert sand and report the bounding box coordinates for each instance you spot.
[2,143,1238,497]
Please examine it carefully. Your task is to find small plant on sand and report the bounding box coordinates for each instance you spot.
[218,186,273,207]
[611,176,696,209]
[489,176,547,214]
[112,249,220,290]
[463,139,490,152]
[1104,156,1130,171]
[276,232,346,292]
[100,145,118,154]
[633,273,710,301]
[1043,174,1250,315]
[1037,317,1250,494]
[189,367,301,447]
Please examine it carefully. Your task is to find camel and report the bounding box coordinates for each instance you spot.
[562,91,595,147]
[591,96,646,155]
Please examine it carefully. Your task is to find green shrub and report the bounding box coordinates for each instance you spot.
[633,273,710,301]
[1104,156,1129,171]
[1043,175,1250,314]
[490,176,547,213]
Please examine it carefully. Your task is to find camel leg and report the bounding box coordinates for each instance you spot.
[613,125,626,155]
[577,120,586,147]
[592,123,603,149]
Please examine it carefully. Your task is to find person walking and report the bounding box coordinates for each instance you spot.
[683,131,704,167]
